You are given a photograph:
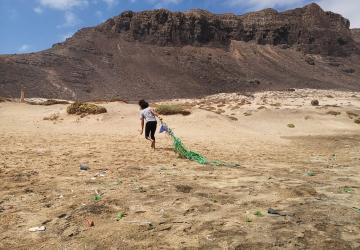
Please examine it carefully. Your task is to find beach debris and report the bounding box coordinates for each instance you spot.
[94,194,102,201]
[85,219,95,227]
[95,171,107,177]
[80,164,89,171]
[267,208,293,216]
[29,226,46,232]
[268,208,281,215]
[343,187,354,193]
[305,171,316,176]
[116,212,125,221]
[311,99,319,106]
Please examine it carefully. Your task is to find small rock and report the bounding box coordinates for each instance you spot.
[80,164,89,171]
[311,99,319,106]
[342,68,355,74]
[175,185,192,193]
[305,56,315,65]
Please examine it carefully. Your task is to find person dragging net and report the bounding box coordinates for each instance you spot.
[138,100,162,149]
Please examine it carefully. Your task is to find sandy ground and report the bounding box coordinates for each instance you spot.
[1,89,360,249]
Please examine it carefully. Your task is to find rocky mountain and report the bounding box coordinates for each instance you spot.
[0,3,359,101]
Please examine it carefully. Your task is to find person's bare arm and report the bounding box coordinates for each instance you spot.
[151,108,162,121]
[140,117,144,134]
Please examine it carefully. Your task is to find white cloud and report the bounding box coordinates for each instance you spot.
[95,10,103,18]
[57,11,80,28]
[317,0,360,28]
[18,44,30,52]
[102,0,118,7]
[39,0,89,10]
[60,32,75,41]
[33,7,43,14]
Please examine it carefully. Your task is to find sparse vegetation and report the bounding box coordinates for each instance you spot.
[287,123,295,128]
[67,102,107,115]
[254,211,264,217]
[156,104,191,116]
[346,111,359,119]
[228,116,238,121]
[43,113,60,121]
[327,111,341,116]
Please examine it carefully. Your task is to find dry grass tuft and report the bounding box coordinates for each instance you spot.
[327,111,341,116]
[156,104,191,116]
[287,123,295,128]
[43,113,60,121]
[27,99,70,106]
[67,102,107,115]
[346,111,359,119]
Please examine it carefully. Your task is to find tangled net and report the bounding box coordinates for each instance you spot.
[161,123,240,168]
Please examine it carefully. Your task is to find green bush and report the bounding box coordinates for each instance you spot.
[156,104,191,116]
[67,102,107,115]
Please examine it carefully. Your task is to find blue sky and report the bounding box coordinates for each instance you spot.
[1,0,359,54]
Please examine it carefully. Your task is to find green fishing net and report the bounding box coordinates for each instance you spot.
[165,125,240,168]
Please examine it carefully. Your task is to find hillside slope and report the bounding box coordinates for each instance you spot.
[0,3,359,101]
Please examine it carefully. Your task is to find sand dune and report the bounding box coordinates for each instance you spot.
[0,89,360,249]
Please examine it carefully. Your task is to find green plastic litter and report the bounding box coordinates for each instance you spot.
[94,194,102,201]
[166,126,240,168]
[116,212,125,221]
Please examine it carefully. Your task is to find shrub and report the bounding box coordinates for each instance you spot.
[67,102,107,115]
[287,123,295,128]
[156,104,190,116]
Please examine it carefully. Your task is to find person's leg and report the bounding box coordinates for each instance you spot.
[150,121,157,149]
[145,122,151,141]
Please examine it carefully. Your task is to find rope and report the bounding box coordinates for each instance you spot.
[161,122,240,168]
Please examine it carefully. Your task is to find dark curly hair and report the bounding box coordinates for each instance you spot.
[138,99,149,110]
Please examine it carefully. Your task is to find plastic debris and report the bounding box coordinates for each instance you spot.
[116,212,125,221]
[29,226,46,232]
[80,164,89,171]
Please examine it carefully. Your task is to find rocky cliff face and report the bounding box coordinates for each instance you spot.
[1,3,360,101]
[98,3,356,56]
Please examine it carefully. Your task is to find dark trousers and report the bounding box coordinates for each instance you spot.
[145,121,157,140]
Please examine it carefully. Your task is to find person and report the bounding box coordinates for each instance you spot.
[138,100,161,149]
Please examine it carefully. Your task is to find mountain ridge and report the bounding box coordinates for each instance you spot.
[0,3,359,101]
